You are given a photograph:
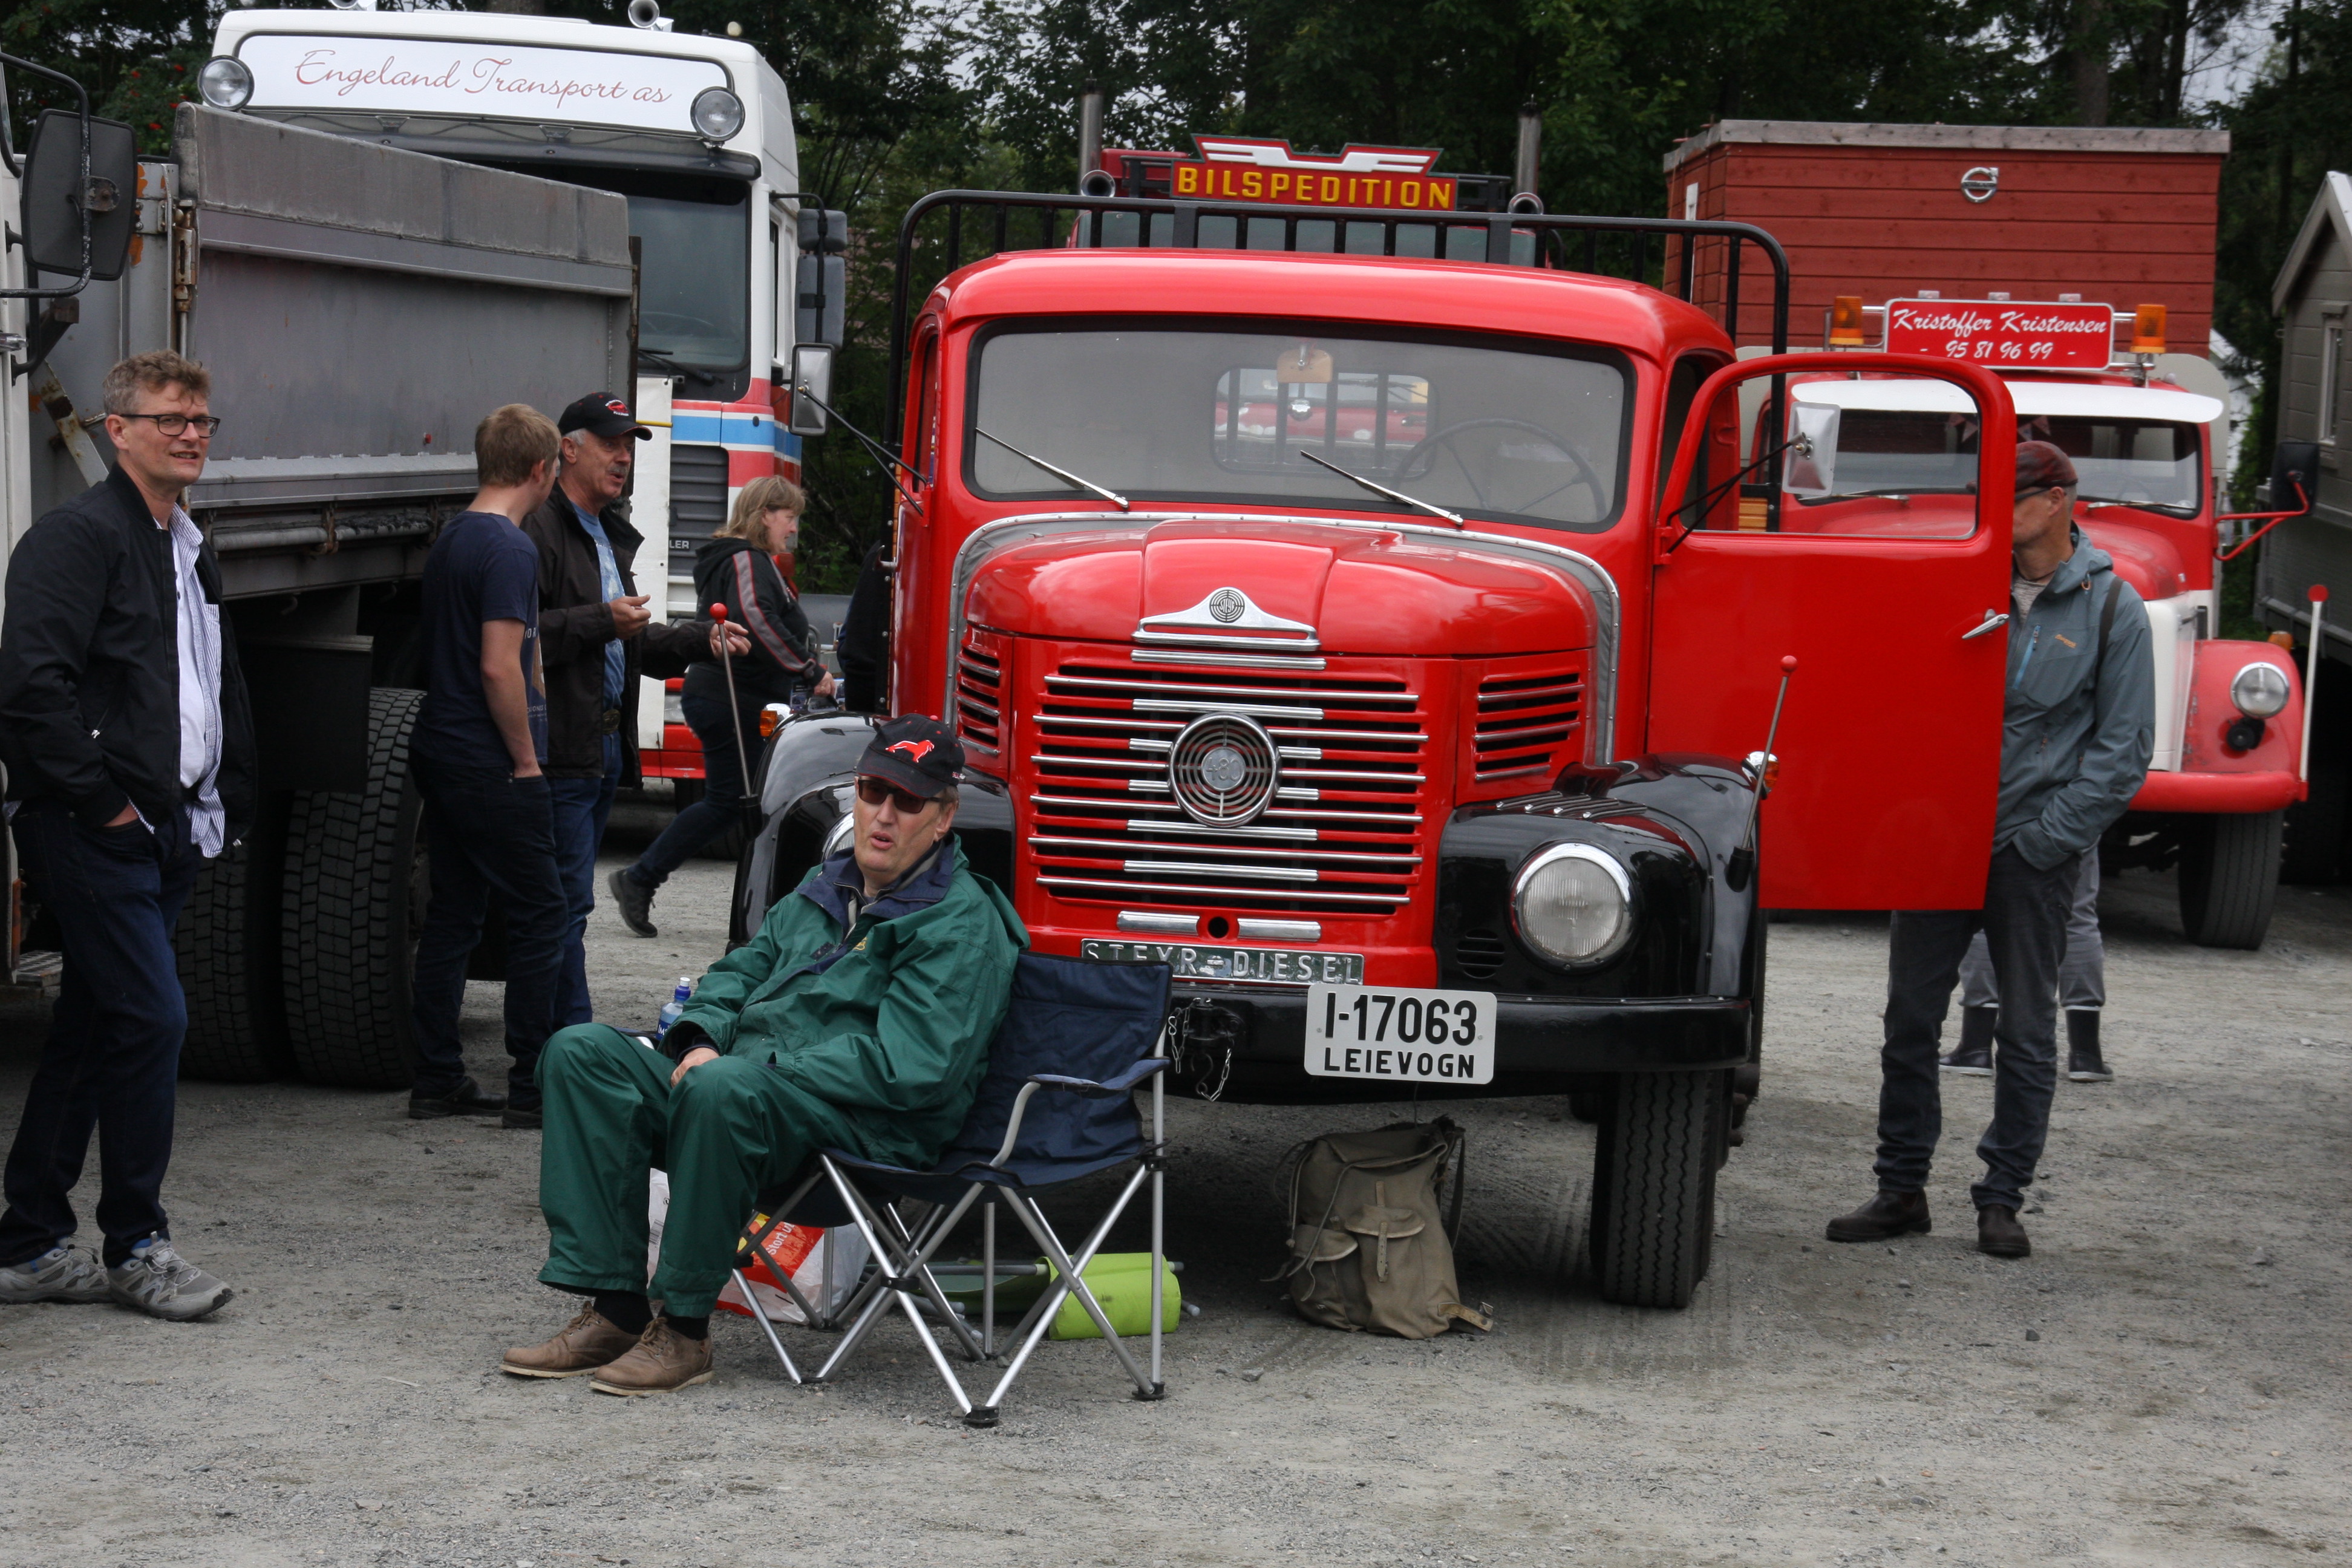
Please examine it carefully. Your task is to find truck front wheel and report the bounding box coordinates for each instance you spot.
[279,688,427,1088]
[2177,809,2282,950]
[1589,1070,1726,1309]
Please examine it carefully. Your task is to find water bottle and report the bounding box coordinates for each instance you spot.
[656,975,693,1037]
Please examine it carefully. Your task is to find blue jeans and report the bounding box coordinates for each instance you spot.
[410,758,567,1108]
[1875,846,2073,1211]
[0,803,200,1267]
[626,687,758,890]
[549,736,621,1028]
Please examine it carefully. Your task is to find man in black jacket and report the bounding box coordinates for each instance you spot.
[519,394,742,1036]
[0,350,253,1321]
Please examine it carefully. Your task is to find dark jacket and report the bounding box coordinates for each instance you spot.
[519,489,712,783]
[1996,529,2156,869]
[838,541,890,714]
[0,466,256,841]
[683,535,816,711]
[670,837,1027,1169]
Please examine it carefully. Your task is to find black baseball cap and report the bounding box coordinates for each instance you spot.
[558,392,651,442]
[855,715,964,800]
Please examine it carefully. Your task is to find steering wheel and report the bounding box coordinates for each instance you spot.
[1393,418,1607,515]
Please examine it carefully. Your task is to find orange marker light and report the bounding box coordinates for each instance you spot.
[2130,304,2167,355]
[1829,295,1867,348]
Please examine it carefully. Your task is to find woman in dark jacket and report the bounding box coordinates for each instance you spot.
[608,476,834,935]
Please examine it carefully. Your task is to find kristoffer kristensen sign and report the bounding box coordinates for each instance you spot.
[1883,298,2115,369]
[234,33,728,135]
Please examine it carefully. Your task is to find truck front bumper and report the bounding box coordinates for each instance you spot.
[1171,985,1749,1102]
[2130,768,2304,814]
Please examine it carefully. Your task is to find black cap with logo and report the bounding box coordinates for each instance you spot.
[855,715,964,800]
[558,392,652,442]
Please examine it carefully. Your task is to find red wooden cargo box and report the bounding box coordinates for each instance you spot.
[1661,121,2227,354]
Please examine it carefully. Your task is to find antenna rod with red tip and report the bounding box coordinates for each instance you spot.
[708,603,757,805]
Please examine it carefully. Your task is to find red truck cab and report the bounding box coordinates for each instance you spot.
[738,192,2027,1308]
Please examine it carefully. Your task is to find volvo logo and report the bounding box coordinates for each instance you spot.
[1169,711,1279,826]
[1206,587,1248,624]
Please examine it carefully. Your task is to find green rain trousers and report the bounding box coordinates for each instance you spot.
[533,1025,885,1315]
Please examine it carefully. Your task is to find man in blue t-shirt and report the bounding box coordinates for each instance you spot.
[408,404,570,1127]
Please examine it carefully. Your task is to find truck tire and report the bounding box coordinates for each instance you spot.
[280,688,427,1089]
[174,804,292,1082]
[1589,1070,1725,1309]
[1567,1089,1608,1123]
[2177,809,2282,950]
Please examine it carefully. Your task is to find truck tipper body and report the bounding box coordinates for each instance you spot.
[2,95,632,1083]
[734,185,2032,1308]
[201,5,814,792]
[1662,119,2302,949]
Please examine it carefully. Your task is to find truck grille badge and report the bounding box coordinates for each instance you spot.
[1169,713,1280,826]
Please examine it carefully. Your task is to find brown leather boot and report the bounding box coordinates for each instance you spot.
[1824,1189,1931,1243]
[500,1304,641,1379]
[590,1318,715,1396]
[1978,1205,2031,1258]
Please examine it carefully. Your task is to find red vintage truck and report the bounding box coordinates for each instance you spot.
[1667,120,2306,948]
[730,162,2058,1310]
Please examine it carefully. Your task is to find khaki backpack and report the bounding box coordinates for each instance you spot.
[1276,1119,1491,1338]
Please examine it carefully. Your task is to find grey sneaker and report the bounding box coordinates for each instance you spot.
[107,1240,233,1321]
[607,867,658,938]
[0,1243,111,1304]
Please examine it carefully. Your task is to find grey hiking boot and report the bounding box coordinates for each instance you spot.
[107,1239,233,1321]
[0,1243,111,1304]
[607,867,658,938]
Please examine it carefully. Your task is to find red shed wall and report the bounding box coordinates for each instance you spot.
[1665,141,2221,355]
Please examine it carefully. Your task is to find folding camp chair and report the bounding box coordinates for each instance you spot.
[728,951,1172,1426]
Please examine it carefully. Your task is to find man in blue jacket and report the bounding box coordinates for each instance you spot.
[1828,441,2155,1259]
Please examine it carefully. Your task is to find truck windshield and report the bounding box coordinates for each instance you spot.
[1792,408,2206,518]
[529,168,749,379]
[969,324,1629,530]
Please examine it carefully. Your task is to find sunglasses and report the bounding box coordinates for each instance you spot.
[855,776,936,813]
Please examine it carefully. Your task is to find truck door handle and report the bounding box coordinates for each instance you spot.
[1961,610,2010,641]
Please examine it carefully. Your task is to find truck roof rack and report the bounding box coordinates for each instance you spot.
[885,189,1791,452]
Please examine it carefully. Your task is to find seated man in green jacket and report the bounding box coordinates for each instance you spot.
[500,716,1027,1395]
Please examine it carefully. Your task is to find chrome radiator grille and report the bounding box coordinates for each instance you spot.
[1028,661,1428,915]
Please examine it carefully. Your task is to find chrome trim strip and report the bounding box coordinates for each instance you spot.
[1041,875,1402,906]
[1134,627,1321,651]
[1048,674,1413,706]
[1139,820,1317,840]
[1138,586,1319,643]
[1134,696,1327,720]
[947,509,1619,761]
[1031,835,1420,866]
[1238,918,1322,942]
[1117,910,1198,935]
[1122,859,1318,882]
[1131,648,1329,670]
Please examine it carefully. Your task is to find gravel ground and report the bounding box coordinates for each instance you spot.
[0,849,2347,1568]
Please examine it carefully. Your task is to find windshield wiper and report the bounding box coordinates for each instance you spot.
[1296,450,1465,528]
[975,429,1129,511]
[636,347,720,387]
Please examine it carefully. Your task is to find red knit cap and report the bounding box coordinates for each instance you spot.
[2015,440,2078,497]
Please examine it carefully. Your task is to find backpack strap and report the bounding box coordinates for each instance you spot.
[2091,572,2121,690]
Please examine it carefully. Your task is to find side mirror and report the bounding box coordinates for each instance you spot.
[787,342,834,437]
[1782,400,1841,497]
[21,109,139,283]
[2271,440,2320,514]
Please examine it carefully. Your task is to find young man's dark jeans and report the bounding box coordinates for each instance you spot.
[547,733,621,1027]
[0,802,200,1268]
[624,687,757,890]
[410,759,568,1108]
[1877,844,2074,1211]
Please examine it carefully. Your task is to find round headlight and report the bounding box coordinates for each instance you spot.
[198,56,254,111]
[690,86,745,143]
[1511,843,1635,968]
[2230,661,2290,719]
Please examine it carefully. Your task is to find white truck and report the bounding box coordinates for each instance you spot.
[1,76,634,1086]
[200,3,820,794]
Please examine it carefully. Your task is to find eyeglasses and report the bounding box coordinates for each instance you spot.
[119,413,222,439]
[855,776,935,814]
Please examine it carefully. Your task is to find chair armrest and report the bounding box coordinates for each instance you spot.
[1030,1058,1170,1098]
